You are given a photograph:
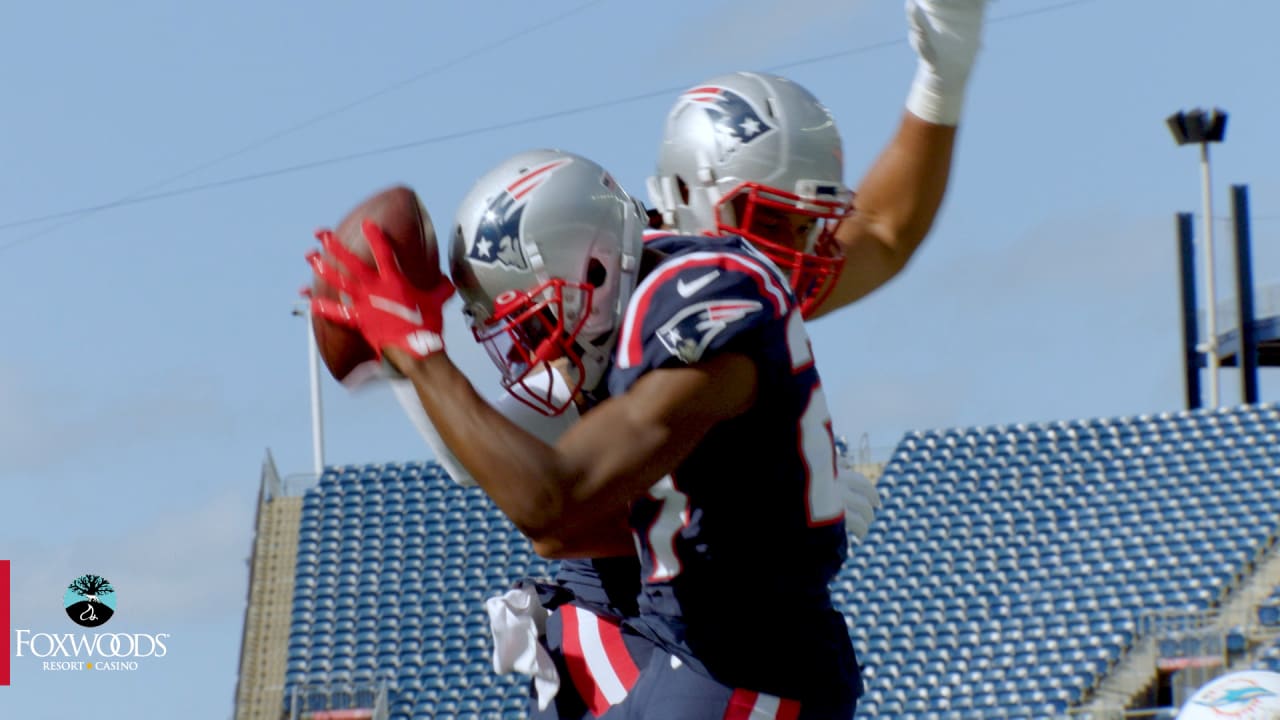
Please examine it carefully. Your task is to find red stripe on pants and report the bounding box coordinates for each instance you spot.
[723,689,759,720]
[722,688,803,720]
[596,617,640,691]
[777,697,802,720]
[560,605,611,716]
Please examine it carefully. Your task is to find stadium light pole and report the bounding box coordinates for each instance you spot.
[1167,107,1229,408]
[292,304,326,476]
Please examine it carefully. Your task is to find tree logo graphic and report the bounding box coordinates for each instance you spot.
[63,574,116,628]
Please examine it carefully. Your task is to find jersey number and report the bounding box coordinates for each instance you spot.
[787,310,842,524]
[640,311,841,583]
[641,476,689,582]
[800,385,843,526]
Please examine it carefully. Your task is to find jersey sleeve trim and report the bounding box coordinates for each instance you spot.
[642,229,678,244]
[617,250,790,370]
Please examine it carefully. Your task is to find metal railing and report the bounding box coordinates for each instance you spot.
[1197,281,1280,338]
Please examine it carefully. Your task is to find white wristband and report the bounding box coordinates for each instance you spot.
[906,61,966,126]
[903,0,987,126]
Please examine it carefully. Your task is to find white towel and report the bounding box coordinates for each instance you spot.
[484,585,560,710]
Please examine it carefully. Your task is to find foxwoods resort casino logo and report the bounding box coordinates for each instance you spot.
[64,574,114,628]
[11,573,171,675]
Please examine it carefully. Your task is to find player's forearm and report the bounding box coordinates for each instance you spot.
[531,507,637,559]
[396,351,637,550]
[391,351,587,541]
[814,113,956,317]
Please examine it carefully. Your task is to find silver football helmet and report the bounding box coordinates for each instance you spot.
[450,149,647,415]
[647,71,852,316]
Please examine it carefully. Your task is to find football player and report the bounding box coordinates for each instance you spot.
[310,147,862,717]
[650,0,987,319]
[382,0,986,715]
[511,1,988,715]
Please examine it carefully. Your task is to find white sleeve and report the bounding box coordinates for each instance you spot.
[836,467,882,541]
[389,370,580,487]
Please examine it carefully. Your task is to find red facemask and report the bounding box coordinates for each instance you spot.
[717,181,849,318]
[473,279,595,416]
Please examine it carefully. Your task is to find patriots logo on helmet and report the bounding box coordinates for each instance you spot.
[656,299,762,364]
[469,158,572,270]
[682,86,774,162]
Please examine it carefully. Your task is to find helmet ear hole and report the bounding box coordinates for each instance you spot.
[586,258,607,288]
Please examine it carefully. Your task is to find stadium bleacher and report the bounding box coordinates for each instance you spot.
[846,403,1280,719]
[284,462,553,720]
[276,403,1280,720]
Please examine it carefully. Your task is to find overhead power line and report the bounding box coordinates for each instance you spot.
[0,0,606,250]
[0,0,1100,251]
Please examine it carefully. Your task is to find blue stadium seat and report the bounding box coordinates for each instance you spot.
[837,404,1280,719]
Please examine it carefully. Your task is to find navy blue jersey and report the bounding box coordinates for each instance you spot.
[544,230,757,623]
[547,557,640,621]
[608,234,858,702]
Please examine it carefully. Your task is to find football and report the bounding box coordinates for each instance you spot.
[311,185,441,384]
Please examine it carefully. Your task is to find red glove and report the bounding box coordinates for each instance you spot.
[305,219,456,361]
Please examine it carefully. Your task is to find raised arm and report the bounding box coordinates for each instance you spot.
[810,0,987,318]
[816,114,956,317]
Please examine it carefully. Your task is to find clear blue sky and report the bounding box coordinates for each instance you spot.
[2,0,1277,716]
